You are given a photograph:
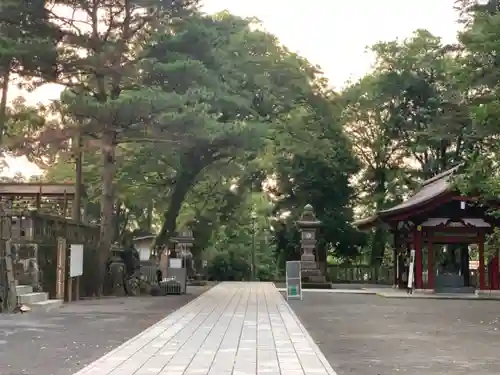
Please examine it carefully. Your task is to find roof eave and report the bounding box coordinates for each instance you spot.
[377,190,453,219]
[353,215,381,231]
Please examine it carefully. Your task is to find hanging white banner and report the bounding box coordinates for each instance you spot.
[408,249,415,290]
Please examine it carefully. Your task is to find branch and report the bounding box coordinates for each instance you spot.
[46,8,85,37]
[118,137,182,144]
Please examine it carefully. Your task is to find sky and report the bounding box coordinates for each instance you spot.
[7,0,462,177]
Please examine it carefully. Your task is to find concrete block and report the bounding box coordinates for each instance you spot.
[18,292,48,304]
[15,285,33,295]
[30,299,63,313]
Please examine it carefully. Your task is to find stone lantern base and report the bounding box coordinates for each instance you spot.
[300,249,328,284]
[301,258,327,283]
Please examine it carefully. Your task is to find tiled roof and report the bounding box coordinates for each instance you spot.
[353,165,460,229]
[0,183,77,196]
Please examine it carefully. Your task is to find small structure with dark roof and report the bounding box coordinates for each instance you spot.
[353,165,500,293]
[0,182,81,218]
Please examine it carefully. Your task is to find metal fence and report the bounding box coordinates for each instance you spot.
[140,261,158,285]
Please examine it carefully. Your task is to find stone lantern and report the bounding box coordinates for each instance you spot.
[172,229,195,277]
[175,229,194,254]
[296,204,325,283]
[107,242,126,295]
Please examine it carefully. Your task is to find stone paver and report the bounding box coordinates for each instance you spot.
[73,282,336,375]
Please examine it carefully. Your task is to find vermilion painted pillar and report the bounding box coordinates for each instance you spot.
[478,231,486,290]
[490,255,499,290]
[427,239,434,290]
[393,247,398,288]
[495,249,500,290]
[415,228,423,289]
[393,232,399,288]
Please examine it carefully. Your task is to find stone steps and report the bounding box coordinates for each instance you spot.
[18,292,49,304]
[307,275,327,283]
[29,299,63,312]
[15,285,63,313]
[15,285,33,295]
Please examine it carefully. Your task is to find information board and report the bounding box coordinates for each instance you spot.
[69,244,84,277]
[169,258,183,269]
[285,261,302,300]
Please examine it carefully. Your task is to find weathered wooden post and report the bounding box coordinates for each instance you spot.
[56,237,67,300]
[4,239,18,311]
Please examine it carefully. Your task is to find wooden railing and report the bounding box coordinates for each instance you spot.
[327,264,490,288]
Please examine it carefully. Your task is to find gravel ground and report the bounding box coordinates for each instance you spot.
[287,292,500,375]
[0,285,210,375]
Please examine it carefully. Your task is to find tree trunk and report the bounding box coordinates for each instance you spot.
[155,171,198,247]
[72,131,83,223]
[370,168,387,267]
[146,201,153,233]
[97,129,116,295]
[316,242,327,276]
[0,63,10,145]
[154,149,218,248]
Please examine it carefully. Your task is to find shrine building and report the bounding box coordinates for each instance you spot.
[353,166,500,293]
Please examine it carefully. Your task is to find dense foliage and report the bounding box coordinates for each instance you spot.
[1,1,500,288]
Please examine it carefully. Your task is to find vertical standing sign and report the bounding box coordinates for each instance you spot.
[286,260,302,300]
[68,244,83,302]
[407,249,415,292]
[69,244,84,277]
[68,244,84,302]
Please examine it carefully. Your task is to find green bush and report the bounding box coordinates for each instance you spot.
[190,280,207,286]
[256,263,276,281]
[207,253,251,281]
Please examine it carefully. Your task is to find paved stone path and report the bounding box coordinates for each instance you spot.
[73,282,336,375]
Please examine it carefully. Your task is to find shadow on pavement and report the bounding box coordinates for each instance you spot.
[0,285,211,375]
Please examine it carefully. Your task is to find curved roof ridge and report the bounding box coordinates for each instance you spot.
[421,164,462,188]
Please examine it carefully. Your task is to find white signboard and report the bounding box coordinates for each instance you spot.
[285,261,302,300]
[138,248,150,261]
[407,249,415,289]
[169,258,183,269]
[69,244,84,277]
